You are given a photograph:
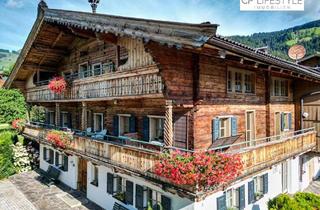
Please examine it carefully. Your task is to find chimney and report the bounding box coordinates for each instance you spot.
[88,0,100,13]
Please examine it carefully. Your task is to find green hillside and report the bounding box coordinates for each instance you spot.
[229,20,320,60]
[0,49,19,76]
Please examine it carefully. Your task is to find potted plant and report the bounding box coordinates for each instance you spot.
[255,192,263,200]
[46,130,73,149]
[48,76,67,94]
[11,119,26,133]
[154,150,243,190]
[113,192,126,203]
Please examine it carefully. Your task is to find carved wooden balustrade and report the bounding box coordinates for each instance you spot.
[26,67,164,102]
[23,124,318,180]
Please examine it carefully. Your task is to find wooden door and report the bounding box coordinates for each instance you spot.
[78,158,87,193]
[308,158,314,182]
[275,112,281,139]
[246,111,255,146]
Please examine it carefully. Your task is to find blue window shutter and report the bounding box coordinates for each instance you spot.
[68,113,72,128]
[107,173,114,194]
[248,180,255,204]
[217,194,226,210]
[161,195,171,210]
[125,180,134,205]
[60,113,63,127]
[231,117,237,136]
[239,185,245,210]
[129,115,136,133]
[281,112,285,131]
[288,113,292,130]
[55,152,59,166]
[212,118,220,141]
[113,115,119,136]
[63,155,68,171]
[135,184,144,210]
[263,173,268,194]
[43,147,47,161]
[142,116,150,141]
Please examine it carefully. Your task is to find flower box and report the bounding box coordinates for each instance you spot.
[46,130,73,149]
[48,76,67,94]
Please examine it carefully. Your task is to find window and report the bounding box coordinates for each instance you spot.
[227,68,255,94]
[119,114,130,136]
[45,148,54,164]
[92,63,102,76]
[91,164,99,186]
[250,173,268,202]
[281,112,292,131]
[79,62,89,78]
[225,186,245,210]
[61,112,69,128]
[272,78,289,97]
[213,117,237,140]
[149,116,165,142]
[93,113,103,132]
[48,111,55,125]
[220,117,231,138]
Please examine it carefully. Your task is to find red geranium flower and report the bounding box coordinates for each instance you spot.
[48,76,67,94]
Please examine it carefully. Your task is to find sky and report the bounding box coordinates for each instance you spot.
[0,0,319,51]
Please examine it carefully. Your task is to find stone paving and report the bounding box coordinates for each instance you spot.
[0,170,104,210]
[304,178,320,194]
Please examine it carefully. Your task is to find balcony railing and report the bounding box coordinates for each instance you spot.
[27,67,163,102]
[22,123,317,185]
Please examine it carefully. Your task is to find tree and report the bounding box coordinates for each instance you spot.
[0,89,27,123]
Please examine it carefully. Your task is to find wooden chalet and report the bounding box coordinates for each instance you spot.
[5,1,320,210]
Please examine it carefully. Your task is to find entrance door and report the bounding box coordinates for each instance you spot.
[78,158,87,193]
[275,112,281,140]
[308,158,315,182]
[246,111,255,146]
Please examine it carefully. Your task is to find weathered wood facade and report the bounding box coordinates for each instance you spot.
[5,2,320,203]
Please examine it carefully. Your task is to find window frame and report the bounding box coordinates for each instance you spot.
[90,164,99,187]
[272,77,289,97]
[92,63,103,76]
[219,117,232,138]
[78,62,89,78]
[61,111,69,128]
[283,112,290,131]
[118,114,131,136]
[93,113,104,132]
[227,67,256,94]
[148,115,165,142]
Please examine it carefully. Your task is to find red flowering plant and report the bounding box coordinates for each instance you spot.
[154,150,243,190]
[48,76,67,94]
[46,130,73,149]
[12,119,26,133]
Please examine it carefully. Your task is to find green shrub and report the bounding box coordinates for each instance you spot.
[0,131,16,179]
[269,193,320,210]
[0,89,27,124]
[30,105,45,123]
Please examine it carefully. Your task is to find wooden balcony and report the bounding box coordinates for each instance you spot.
[23,124,318,186]
[26,67,164,102]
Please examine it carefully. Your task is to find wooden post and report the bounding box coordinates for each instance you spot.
[55,103,60,126]
[164,100,173,147]
[81,102,87,131]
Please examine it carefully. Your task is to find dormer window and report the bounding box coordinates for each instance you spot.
[227,67,255,94]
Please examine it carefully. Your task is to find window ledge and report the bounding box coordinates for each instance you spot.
[90,180,98,187]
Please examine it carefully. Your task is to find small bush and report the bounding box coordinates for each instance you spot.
[0,89,26,124]
[0,131,16,179]
[30,105,45,123]
[268,193,320,210]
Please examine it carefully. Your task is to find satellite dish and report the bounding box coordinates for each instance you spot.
[288,45,306,62]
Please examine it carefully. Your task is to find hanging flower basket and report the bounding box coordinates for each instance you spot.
[12,119,26,133]
[46,130,73,149]
[154,150,243,190]
[48,76,67,94]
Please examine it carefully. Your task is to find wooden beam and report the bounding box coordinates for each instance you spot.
[96,33,118,44]
[51,31,64,48]
[32,44,69,55]
[22,64,57,72]
[68,26,95,39]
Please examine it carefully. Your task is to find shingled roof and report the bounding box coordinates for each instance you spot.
[207,35,320,80]
[4,1,320,88]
